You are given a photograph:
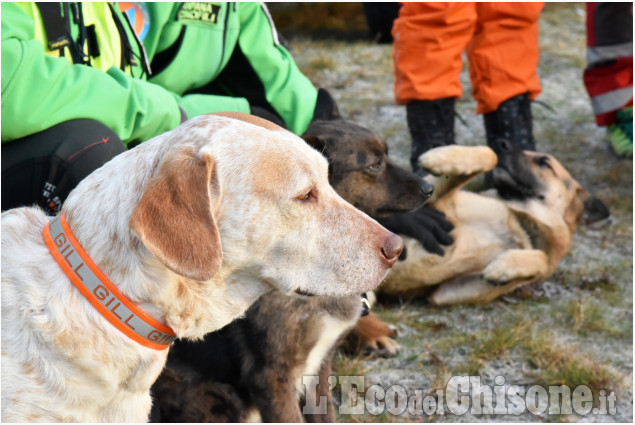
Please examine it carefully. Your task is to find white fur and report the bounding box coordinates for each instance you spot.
[296,314,358,394]
[1,114,396,422]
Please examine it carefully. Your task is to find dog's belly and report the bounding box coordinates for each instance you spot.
[380,233,509,295]
[380,194,530,295]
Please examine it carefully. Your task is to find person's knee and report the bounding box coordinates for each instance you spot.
[50,119,126,175]
[1,119,126,213]
[48,119,125,157]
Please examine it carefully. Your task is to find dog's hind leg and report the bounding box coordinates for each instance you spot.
[427,274,495,305]
[428,273,540,306]
[429,249,549,305]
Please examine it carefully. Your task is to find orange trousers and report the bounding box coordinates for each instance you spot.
[393,2,544,114]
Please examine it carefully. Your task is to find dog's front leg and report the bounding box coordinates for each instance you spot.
[248,368,304,423]
[429,249,549,305]
[302,355,336,423]
[347,313,399,357]
[483,249,549,285]
[419,145,498,202]
[420,145,497,177]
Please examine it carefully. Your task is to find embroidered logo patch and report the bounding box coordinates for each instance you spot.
[176,3,221,25]
[119,2,150,41]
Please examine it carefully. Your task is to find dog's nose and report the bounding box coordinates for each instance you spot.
[491,138,515,155]
[419,180,434,199]
[381,233,404,266]
[497,138,512,152]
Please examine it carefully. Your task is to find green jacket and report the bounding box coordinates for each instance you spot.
[1,2,318,145]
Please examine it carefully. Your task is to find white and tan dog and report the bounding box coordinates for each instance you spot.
[381,140,608,305]
[1,113,403,422]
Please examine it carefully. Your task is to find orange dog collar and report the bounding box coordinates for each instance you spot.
[43,213,176,350]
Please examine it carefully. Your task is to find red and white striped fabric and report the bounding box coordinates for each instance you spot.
[583,2,633,126]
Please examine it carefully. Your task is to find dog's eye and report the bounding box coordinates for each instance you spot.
[536,156,552,169]
[297,189,315,202]
[368,161,382,172]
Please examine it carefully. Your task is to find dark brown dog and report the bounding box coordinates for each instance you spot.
[151,119,435,422]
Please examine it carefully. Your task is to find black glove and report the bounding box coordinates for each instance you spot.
[378,206,454,257]
[249,106,288,129]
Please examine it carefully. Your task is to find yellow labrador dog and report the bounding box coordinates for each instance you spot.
[1,113,402,422]
[381,139,608,305]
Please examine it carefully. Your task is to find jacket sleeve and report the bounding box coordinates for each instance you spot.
[218,2,318,135]
[143,2,252,120]
[1,2,181,146]
[176,93,251,120]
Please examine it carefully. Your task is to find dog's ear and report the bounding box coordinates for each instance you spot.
[582,195,610,224]
[302,134,328,154]
[130,149,222,281]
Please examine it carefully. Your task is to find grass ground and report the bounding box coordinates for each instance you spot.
[274,3,633,422]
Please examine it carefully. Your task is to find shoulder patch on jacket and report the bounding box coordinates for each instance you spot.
[119,2,150,41]
[176,3,221,25]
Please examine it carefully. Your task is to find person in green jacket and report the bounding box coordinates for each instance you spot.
[1,2,335,213]
[1,1,455,260]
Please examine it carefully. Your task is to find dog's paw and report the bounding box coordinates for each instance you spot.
[362,334,400,358]
[420,146,497,176]
[483,258,519,285]
[483,250,549,285]
[346,312,400,357]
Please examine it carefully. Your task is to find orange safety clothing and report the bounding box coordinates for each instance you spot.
[393,2,544,114]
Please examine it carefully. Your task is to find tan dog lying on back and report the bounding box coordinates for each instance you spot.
[1,113,402,422]
[381,140,608,305]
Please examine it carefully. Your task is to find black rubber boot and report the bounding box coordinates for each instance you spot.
[483,92,536,151]
[406,97,456,175]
